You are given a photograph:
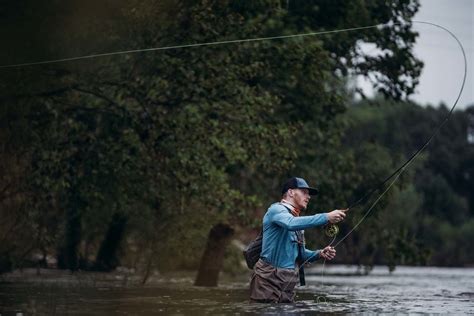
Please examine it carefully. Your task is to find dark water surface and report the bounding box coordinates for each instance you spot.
[1,265,473,315]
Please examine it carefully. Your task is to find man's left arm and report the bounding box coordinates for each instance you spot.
[302,248,320,263]
[302,246,336,263]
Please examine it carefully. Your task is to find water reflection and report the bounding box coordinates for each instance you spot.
[1,266,473,315]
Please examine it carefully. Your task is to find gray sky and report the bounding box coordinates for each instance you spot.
[359,0,473,109]
[412,0,473,109]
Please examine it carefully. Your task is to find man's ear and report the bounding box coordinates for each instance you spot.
[288,189,294,198]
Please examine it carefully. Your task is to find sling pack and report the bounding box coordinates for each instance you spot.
[243,229,263,269]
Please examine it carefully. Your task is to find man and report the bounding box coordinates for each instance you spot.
[250,177,347,303]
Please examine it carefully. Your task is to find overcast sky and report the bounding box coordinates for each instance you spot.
[359,0,473,109]
[412,0,473,109]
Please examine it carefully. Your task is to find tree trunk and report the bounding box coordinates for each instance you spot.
[0,256,12,274]
[57,205,81,271]
[93,213,128,271]
[194,223,234,287]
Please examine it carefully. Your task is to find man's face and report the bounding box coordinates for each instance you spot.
[291,188,311,210]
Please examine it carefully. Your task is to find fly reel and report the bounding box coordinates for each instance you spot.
[324,224,339,237]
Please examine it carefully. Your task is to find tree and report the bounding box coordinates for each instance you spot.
[342,100,473,267]
[0,0,427,278]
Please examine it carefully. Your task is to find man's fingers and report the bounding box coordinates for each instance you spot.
[328,209,349,224]
[336,210,346,221]
[323,246,336,257]
[324,250,335,260]
[336,210,346,217]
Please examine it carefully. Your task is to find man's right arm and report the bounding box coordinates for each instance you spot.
[270,208,348,230]
[271,208,328,231]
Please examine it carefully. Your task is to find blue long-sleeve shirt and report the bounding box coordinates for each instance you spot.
[260,202,328,269]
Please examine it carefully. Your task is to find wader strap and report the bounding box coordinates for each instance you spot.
[295,230,306,286]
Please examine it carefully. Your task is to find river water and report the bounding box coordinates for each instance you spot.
[1,265,473,315]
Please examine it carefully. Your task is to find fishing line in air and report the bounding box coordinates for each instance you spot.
[0,25,380,69]
[3,20,465,244]
[1,17,467,303]
[330,19,467,248]
[311,20,467,304]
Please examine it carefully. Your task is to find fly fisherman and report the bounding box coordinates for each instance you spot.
[250,177,347,303]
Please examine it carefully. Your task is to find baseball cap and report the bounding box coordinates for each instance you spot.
[281,177,319,196]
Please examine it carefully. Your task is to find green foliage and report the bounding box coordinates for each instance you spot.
[341,101,474,268]
[1,0,440,274]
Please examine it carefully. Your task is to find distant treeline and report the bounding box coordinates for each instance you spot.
[328,100,474,269]
[1,1,471,284]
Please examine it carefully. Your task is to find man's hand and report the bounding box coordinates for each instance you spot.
[320,246,336,260]
[327,209,348,224]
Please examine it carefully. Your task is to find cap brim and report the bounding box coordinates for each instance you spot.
[308,187,319,195]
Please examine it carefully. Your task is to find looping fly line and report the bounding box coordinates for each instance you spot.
[329,20,467,248]
[297,20,466,300]
[1,19,467,250]
[0,24,381,69]
[3,19,467,297]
